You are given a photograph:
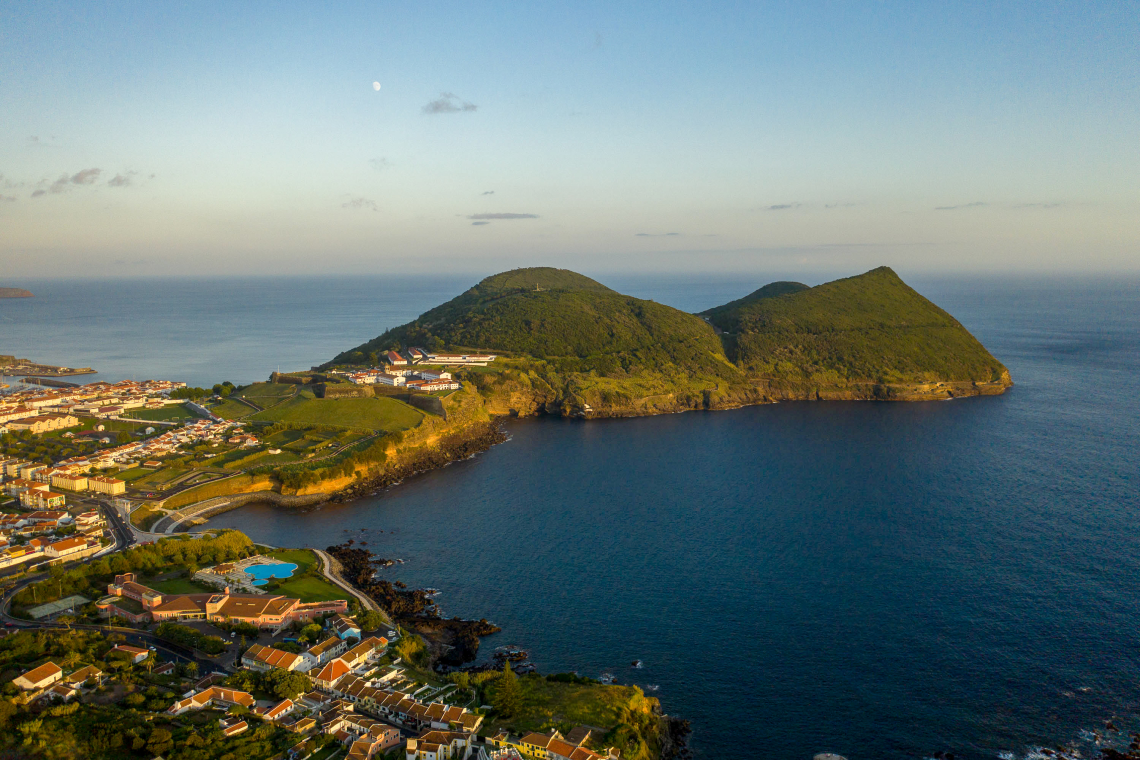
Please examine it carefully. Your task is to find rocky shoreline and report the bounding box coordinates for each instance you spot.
[327,540,694,760]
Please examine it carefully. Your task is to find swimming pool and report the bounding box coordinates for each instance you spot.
[245,562,297,586]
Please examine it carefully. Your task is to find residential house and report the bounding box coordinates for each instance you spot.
[386,351,408,366]
[168,686,256,715]
[406,730,475,760]
[241,643,304,672]
[109,644,150,664]
[219,717,249,737]
[45,536,95,559]
[340,636,387,669]
[301,635,347,670]
[329,613,362,640]
[12,661,63,692]
[312,658,352,690]
[254,698,295,722]
[63,664,105,689]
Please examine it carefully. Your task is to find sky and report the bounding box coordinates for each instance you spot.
[1,1,1137,278]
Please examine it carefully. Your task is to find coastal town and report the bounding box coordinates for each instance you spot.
[0,348,669,760]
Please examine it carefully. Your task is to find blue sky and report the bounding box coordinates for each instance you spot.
[1,1,1137,277]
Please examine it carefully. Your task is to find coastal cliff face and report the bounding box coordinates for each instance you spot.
[0,287,33,298]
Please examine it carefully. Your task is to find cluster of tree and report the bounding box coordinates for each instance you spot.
[225,665,312,700]
[11,531,255,611]
[155,622,226,655]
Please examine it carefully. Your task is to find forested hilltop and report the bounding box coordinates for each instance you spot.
[330,266,1011,417]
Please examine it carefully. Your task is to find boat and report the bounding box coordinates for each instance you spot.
[631,660,644,668]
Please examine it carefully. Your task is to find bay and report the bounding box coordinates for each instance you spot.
[6,273,1140,759]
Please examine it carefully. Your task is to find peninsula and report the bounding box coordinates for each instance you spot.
[0,287,33,298]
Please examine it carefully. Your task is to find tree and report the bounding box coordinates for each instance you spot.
[116,431,131,445]
[356,610,385,632]
[183,661,199,679]
[261,668,311,701]
[492,661,521,718]
[299,623,322,643]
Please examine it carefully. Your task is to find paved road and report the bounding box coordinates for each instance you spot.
[314,548,391,624]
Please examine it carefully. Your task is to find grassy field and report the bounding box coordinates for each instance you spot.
[250,396,423,432]
[129,504,164,531]
[116,466,155,483]
[124,404,199,422]
[266,547,318,572]
[256,549,343,602]
[236,383,298,408]
[210,398,256,420]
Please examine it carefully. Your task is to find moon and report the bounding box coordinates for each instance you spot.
[372,82,381,91]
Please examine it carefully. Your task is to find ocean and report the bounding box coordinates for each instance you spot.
[5,273,1139,759]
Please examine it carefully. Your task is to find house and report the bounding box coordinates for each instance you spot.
[12,661,63,692]
[312,657,352,690]
[406,730,475,760]
[418,369,453,381]
[329,613,362,640]
[254,698,295,722]
[242,643,305,672]
[386,351,408,366]
[109,644,150,664]
[301,635,348,670]
[50,472,89,491]
[87,476,126,495]
[339,636,387,669]
[63,664,105,688]
[168,686,256,715]
[20,490,66,510]
[375,373,406,387]
[45,536,92,559]
[47,682,80,702]
[219,717,248,737]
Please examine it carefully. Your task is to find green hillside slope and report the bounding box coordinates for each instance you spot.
[702,266,1011,393]
[334,268,733,378]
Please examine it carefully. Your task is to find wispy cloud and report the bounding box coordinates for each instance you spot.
[342,197,378,211]
[768,203,801,211]
[423,92,477,114]
[824,202,859,209]
[369,158,393,171]
[934,201,987,211]
[39,167,103,195]
[468,212,537,220]
[108,172,136,187]
[635,232,681,237]
[31,189,45,198]
[1011,202,1066,209]
[471,221,490,226]
[481,190,495,196]
[594,31,604,49]
[0,195,16,203]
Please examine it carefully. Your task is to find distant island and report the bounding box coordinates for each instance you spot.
[0,287,33,298]
[330,265,1012,416]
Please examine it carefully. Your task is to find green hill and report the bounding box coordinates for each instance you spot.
[702,266,1010,392]
[701,281,808,321]
[330,265,1010,413]
[333,268,733,378]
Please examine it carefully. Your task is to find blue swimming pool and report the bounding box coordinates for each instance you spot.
[245,562,297,586]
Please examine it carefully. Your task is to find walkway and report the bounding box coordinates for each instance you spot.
[314,548,390,623]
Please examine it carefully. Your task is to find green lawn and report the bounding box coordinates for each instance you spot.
[124,404,199,422]
[236,383,298,408]
[116,467,154,483]
[130,505,164,531]
[210,398,256,420]
[266,548,318,573]
[250,396,423,432]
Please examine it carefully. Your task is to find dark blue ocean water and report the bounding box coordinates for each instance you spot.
[6,274,1140,759]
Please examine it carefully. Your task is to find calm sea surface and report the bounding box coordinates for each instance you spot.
[5,274,1140,759]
